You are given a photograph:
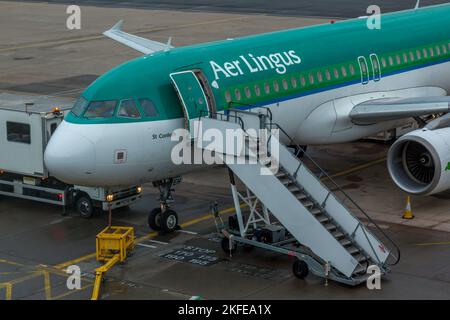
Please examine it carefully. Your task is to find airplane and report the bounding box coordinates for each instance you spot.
[45,3,450,233]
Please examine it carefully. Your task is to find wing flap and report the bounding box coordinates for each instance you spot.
[103,20,173,54]
[350,96,450,124]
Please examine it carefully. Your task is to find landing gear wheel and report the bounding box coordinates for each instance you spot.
[148,208,162,231]
[221,237,237,254]
[160,209,179,233]
[292,260,309,279]
[76,195,94,219]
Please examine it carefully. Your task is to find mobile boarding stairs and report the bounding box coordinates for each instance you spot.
[191,104,400,286]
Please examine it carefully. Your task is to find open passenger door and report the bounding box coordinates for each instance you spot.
[170,70,212,130]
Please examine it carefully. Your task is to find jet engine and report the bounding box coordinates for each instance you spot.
[387,126,450,195]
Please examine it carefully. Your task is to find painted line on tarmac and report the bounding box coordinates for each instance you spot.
[321,157,386,181]
[137,243,157,249]
[415,241,450,247]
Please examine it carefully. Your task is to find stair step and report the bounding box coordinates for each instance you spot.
[353,254,368,263]
[310,207,322,215]
[347,246,360,255]
[296,193,307,200]
[332,230,344,239]
[339,239,352,246]
[324,223,337,231]
[275,171,287,178]
[353,265,367,274]
[279,177,291,185]
[300,200,314,208]
[317,215,329,223]
[288,185,300,192]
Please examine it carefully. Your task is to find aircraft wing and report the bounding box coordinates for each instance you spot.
[349,96,450,124]
[103,20,174,54]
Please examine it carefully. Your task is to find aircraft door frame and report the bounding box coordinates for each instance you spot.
[170,70,212,129]
[357,56,369,85]
[369,53,381,82]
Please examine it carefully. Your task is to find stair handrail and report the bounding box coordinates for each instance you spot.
[223,101,400,267]
[198,109,245,130]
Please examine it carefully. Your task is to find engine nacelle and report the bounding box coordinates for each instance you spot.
[387,127,450,195]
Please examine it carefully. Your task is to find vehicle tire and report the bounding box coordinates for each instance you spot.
[148,208,162,231]
[221,237,237,254]
[160,209,179,233]
[76,195,94,219]
[292,260,309,279]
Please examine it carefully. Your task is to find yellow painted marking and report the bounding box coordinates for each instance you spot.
[3,283,12,300]
[321,157,386,181]
[52,283,93,301]
[43,271,52,300]
[54,253,96,270]
[0,17,246,53]
[415,241,450,247]
[0,259,26,267]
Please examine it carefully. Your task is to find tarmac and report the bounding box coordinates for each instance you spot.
[1,1,450,300]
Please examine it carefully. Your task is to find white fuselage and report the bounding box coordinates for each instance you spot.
[45,61,450,187]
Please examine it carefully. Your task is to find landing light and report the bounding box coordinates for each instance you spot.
[137,186,142,194]
[106,194,114,202]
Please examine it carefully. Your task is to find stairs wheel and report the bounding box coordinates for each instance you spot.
[148,208,162,231]
[221,237,237,254]
[292,260,309,279]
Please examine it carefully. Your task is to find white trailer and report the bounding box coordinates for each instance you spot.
[0,93,142,217]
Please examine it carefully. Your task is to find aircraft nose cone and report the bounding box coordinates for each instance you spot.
[44,121,95,185]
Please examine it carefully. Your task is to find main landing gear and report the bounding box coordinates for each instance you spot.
[148,178,180,233]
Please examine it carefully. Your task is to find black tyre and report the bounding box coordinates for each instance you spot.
[292,260,309,279]
[148,208,162,231]
[76,195,94,219]
[221,237,237,254]
[160,209,179,233]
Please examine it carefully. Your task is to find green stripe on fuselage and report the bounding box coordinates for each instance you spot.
[65,3,450,125]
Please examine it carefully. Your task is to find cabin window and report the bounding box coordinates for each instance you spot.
[403,53,408,63]
[317,71,323,83]
[308,73,315,85]
[436,46,441,56]
[84,100,117,118]
[333,68,339,78]
[442,44,447,54]
[254,85,261,97]
[138,98,159,117]
[388,56,394,66]
[244,87,251,98]
[282,79,288,90]
[341,66,347,77]
[224,91,232,103]
[349,65,355,76]
[117,99,141,119]
[7,122,31,144]
[264,82,270,94]
[422,48,428,59]
[234,88,241,101]
[409,51,415,62]
[416,50,421,60]
[300,75,306,86]
[291,76,297,88]
[395,54,401,65]
[448,43,450,52]
[381,57,386,68]
[325,70,331,80]
[430,47,435,57]
[71,97,89,117]
[360,61,367,73]
[273,80,280,92]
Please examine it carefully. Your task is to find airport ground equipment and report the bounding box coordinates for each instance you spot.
[0,93,142,217]
[91,226,135,300]
[190,104,400,285]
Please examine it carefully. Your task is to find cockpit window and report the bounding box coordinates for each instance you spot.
[71,97,88,117]
[84,100,117,118]
[117,99,141,119]
[138,98,159,117]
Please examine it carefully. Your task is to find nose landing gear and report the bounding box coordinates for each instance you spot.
[148,178,180,233]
